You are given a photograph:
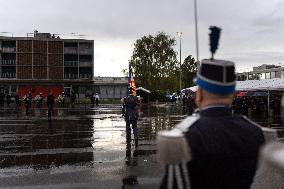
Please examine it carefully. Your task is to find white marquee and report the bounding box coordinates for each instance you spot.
[183,78,284,92]
[236,78,284,91]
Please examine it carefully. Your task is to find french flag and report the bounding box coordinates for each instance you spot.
[128,65,137,96]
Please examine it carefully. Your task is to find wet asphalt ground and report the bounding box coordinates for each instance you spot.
[0,103,185,189]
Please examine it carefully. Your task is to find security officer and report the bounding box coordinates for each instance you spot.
[47,91,54,120]
[157,59,265,189]
[122,89,139,147]
[24,94,32,116]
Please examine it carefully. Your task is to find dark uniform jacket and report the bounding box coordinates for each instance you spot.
[47,94,54,108]
[159,106,265,189]
[122,95,138,122]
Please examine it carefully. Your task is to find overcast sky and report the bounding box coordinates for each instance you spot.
[1,0,284,76]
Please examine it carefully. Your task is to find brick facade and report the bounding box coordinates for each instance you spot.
[48,41,63,79]
[17,40,33,79]
[16,40,65,79]
[33,41,47,79]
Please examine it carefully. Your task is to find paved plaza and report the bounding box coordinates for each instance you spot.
[0,104,184,188]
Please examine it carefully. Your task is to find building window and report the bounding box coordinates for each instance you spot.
[248,74,253,80]
[265,72,270,79]
[281,71,284,78]
[271,71,276,79]
[261,73,265,80]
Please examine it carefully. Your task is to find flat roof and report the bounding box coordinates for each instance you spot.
[237,78,284,91]
[237,67,284,75]
[0,36,93,42]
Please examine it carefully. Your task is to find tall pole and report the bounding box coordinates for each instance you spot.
[194,0,199,63]
[177,32,182,93]
[179,35,182,92]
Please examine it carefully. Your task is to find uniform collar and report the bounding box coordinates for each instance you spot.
[199,105,232,117]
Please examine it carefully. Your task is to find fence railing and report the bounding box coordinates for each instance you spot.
[1,73,16,78]
[1,60,16,65]
[2,47,16,53]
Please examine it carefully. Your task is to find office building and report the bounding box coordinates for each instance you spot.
[0,30,94,97]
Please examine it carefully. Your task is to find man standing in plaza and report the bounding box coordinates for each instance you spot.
[24,94,32,116]
[95,93,100,106]
[47,91,54,120]
[122,89,139,147]
[157,59,265,189]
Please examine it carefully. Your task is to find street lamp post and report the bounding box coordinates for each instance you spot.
[177,32,183,94]
[194,0,199,63]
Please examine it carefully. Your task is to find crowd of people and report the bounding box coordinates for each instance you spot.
[182,93,196,115]
[180,92,281,121]
[0,90,106,111]
[232,95,281,119]
[0,90,79,116]
[0,92,12,107]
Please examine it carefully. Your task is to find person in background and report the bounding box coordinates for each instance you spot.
[90,92,95,107]
[6,93,11,107]
[122,89,139,147]
[24,94,32,116]
[157,59,265,189]
[95,93,100,106]
[15,93,20,108]
[70,91,76,107]
[58,93,63,107]
[47,91,54,120]
[61,92,66,107]
[39,92,43,108]
[0,92,4,106]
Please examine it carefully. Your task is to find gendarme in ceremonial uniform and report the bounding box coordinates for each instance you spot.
[157,59,265,189]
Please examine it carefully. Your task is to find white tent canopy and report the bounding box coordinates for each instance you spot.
[181,86,198,93]
[236,78,284,91]
[136,87,151,93]
[182,78,284,93]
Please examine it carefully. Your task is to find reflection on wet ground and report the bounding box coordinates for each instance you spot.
[0,104,184,188]
[1,104,281,188]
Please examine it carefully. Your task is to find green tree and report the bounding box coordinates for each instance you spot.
[181,55,197,88]
[129,32,179,91]
[121,68,128,77]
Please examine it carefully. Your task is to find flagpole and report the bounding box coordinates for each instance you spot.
[194,0,200,63]
[128,63,131,83]
[128,63,137,96]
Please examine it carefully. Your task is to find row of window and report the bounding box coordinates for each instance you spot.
[64,73,92,79]
[79,74,92,79]
[1,73,16,78]
[64,48,92,55]
[1,48,91,54]
[64,61,78,67]
[0,60,16,65]
[0,60,91,67]
[64,61,92,67]
[238,70,284,81]
[1,47,16,53]
[258,71,283,79]
[0,73,92,79]
[79,49,92,55]
[64,48,78,54]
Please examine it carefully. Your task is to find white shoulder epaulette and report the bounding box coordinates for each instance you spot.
[242,116,277,143]
[157,114,200,166]
[176,113,200,132]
